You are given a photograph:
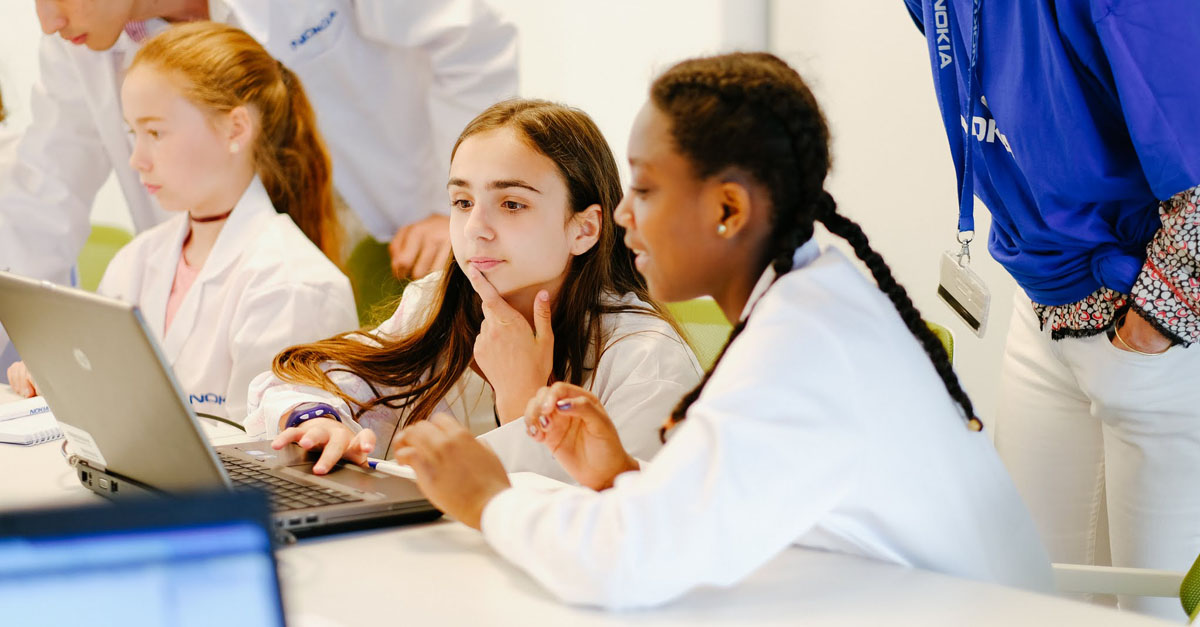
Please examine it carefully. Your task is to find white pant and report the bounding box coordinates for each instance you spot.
[995,295,1200,618]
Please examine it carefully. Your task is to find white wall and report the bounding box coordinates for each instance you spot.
[769,1,1019,423]
[493,0,766,182]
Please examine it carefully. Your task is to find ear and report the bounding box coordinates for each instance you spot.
[712,178,753,239]
[225,105,254,153]
[568,204,603,256]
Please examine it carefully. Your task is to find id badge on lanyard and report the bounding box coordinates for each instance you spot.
[929,0,991,337]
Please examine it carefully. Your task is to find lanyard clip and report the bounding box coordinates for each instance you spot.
[956,230,974,266]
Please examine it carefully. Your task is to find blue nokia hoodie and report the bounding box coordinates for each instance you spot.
[904,0,1200,306]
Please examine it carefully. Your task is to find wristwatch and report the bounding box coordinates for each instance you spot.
[283,402,342,430]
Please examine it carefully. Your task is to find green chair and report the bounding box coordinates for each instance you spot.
[1182,553,1200,622]
[77,225,134,292]
[345,237,408,326]
[665,298,732,371]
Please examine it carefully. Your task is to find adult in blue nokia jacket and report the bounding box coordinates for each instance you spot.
[905,0,1200,617]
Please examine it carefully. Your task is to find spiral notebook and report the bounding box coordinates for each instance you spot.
[0,397,63,445]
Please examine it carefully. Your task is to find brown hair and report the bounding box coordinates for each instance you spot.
[130,22,340,261]
[0,86,6,123]
[272,99,669,434]
[653,53,979,439]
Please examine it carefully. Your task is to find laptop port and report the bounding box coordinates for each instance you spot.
[110,482,118,494]
[304,515,318,524]
[80,470,89,484]
[287,517,302,526]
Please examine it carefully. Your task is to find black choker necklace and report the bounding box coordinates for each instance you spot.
[189,208,235,223]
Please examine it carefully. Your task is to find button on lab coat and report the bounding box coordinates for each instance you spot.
[244,272,704,481]
[98,177,358,423]
[479,242,1054,609]
[0,0,518,287]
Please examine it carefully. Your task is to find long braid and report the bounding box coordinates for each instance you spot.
[816,194,981,430]
[657,52,980,440]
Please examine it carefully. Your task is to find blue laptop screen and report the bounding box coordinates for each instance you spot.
[0,521,285,626]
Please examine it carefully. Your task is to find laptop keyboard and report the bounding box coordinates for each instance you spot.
[219,452,363,512]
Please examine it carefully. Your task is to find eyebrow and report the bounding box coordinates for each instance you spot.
[128,116,165,125]
[447,178,542,194]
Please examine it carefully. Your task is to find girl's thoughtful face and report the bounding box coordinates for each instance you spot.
[122,66,245,216]
[449,127,600,299]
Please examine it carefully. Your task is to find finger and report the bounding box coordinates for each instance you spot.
[297,424,332,450]
[463,263,516,319]
[345,429,377,465]
[388,225,407,257]
[428,412,466,437]
[523,386,555,435]
[393,446,434,483]
[312,433,348,475]
[436,240,454,275]
[272,426,306,449]
[393,425,442,474]
[17,378,34,398]
[532,290,553,341]
[539,382,589,415]
[412,233,446,279]
[523,412,546,442]
[390,227,419,279]
[395,421,451,455]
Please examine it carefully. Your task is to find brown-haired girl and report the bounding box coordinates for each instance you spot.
[384,53,1053,607]
[245,99,701,481]
[7,22,358,423]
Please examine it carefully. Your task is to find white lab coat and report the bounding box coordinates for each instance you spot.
[98,177,357,424]
[479,242,1054,609]
[244,272,703,481]
[0,0,517,288]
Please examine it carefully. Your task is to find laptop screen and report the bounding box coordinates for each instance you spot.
[0,492,285,626]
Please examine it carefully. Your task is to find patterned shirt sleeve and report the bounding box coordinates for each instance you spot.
[1128,184,1200,346]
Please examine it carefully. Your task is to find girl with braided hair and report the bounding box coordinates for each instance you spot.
[384,52,1052,608]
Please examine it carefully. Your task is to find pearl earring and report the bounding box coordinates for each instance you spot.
[717,223,728,236]
[229,141,240,154]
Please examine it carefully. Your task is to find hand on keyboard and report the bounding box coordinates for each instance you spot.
[272,418,376,475]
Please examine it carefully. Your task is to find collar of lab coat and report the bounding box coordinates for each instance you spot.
[738,238,822,322]
[150,176,276,364]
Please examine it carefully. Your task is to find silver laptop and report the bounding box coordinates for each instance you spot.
[0,270,440,538]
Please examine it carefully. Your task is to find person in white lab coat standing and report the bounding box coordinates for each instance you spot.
[381,53,1053,608]
[7,22,358,425]
[0,0,516,374]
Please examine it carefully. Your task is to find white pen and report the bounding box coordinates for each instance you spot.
[366,458,417,480]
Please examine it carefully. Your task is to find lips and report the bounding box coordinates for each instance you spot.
[633,251,650,271]
[69,34,88,45]
[143,183,161,195]
[469,258,504,271]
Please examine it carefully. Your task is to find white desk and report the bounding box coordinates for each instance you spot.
[0,388,1175,626]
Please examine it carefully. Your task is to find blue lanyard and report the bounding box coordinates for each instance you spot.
[927,0,983,248]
